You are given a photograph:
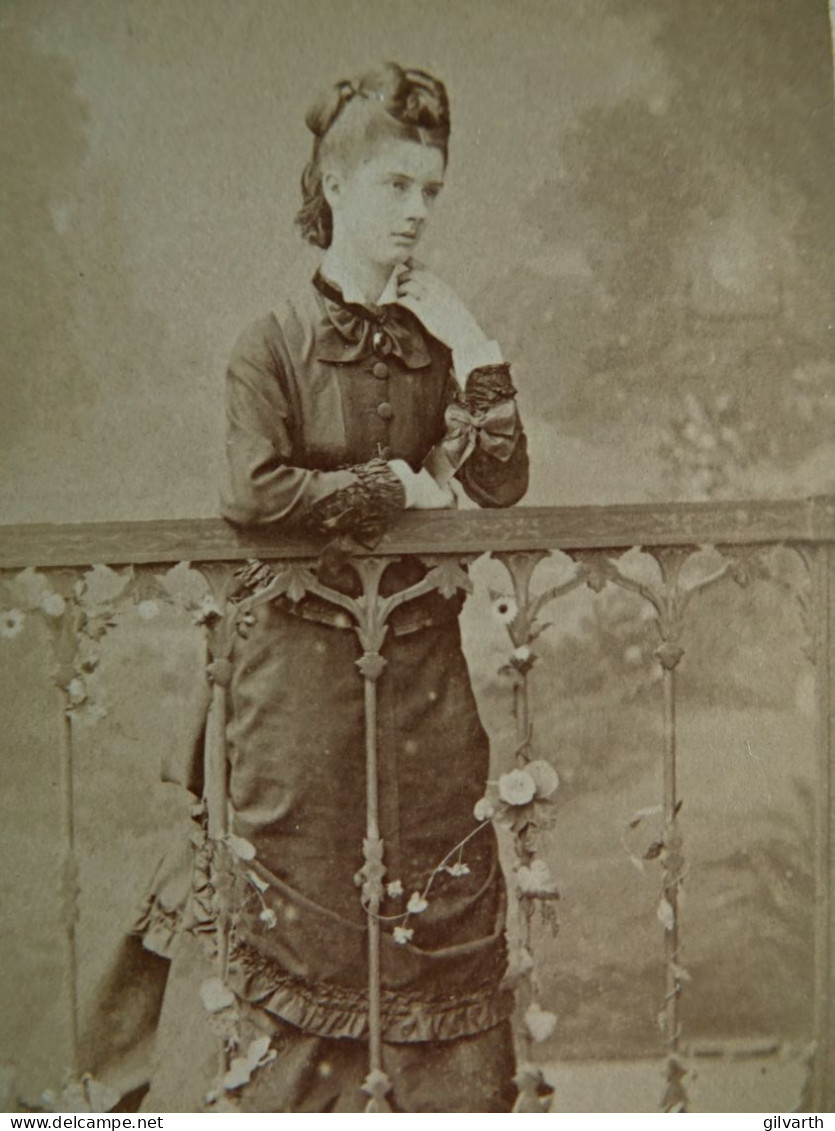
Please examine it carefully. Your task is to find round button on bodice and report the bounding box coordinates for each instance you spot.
[376,402,395,421]
[372,361,389,380]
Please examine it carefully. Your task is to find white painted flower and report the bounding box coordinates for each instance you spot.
[385,880,404,899]
[259,907,277,930]
[226,834,256,861]
[526,760,560,800]
[223,1057,252,1091]
[40,593,66,618]
[199,976,235,1013]
[0,609,24,639]
[492,596,518,625]
[66,677,87,704]
[498,768,536,806]
[69,702,108,728]
[524,1002,557,1043]
[407,892,428,914]
[10,567,50,610]
[657,898,676,932]
[512,644,531,663]
[393,926,413,945]
[444,861,470,877]
[137,599,160,621]
[474,797,496,822]
[517,858,559,897]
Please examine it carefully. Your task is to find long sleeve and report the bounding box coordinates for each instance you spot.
[444,365,530,509]
[221,317,358,527]
[457,427,529,508]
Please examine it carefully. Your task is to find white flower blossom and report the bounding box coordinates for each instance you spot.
[474,797,496,822]
[526,760,560,800]
[259,907,277,929]
[0,609,24,639]
[66,677,87,704]
[226,834,256,861]
[498,768,536,806]
[407,892,428,914]
[199,976,235,1013]
[657,898,676,932]
[517,858,559,897]
[393,926,413,945]
[524,1002,557,1043]
[137,599,160,621]
[385,880,404,899]
[512,644,531,663]
[40,593,66,618]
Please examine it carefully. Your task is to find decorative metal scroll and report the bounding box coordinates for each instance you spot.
[0,520,830,1113]
[486,539,815,1112]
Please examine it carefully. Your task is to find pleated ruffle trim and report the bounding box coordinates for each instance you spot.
[132,895,514,1044]
[228,940,515,1044]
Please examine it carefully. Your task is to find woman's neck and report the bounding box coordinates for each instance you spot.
[321,237,393,305]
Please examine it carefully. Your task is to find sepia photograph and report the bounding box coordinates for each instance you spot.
[1,0,834,1116]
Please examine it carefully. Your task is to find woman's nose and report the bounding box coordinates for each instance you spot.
[406,187,428,221]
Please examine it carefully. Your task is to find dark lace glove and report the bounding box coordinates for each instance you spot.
[463,364,517,413]
[303,456,407,547]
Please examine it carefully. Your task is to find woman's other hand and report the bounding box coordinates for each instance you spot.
[387,459,457,510]
[395,262,489,357]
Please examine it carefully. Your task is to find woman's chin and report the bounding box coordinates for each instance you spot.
[391,245,416,266]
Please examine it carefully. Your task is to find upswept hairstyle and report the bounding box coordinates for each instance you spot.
[296,62,450,250]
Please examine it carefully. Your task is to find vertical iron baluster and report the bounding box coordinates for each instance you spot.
[48,584,85,1080]
[195,563,236,1084]
[810,541,834,1111]
[59,699,80,1076]
[492,551,549,763]
[351,559,393,1112]
[646,546,691,1113]
[491,550,554,1106]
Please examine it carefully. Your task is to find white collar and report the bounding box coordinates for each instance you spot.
[320,252,401,306]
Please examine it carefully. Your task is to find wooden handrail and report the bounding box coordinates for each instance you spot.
[0,496,833,569]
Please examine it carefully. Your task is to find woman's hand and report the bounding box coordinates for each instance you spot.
[395,261,489,357]
[387,460,456,510]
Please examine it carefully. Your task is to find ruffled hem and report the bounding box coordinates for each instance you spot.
[228,940,515,1044]
[130,895,181,960]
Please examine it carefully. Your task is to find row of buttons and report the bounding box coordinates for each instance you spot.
[372,361,393,421]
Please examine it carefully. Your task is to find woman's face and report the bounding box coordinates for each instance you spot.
[325,137,445,268]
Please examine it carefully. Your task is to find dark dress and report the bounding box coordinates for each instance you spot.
[88,268,529,1113]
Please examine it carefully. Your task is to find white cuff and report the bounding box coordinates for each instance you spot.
[387,460,456,510]
[453,338,503,381]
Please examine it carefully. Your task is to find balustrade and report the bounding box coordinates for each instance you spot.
[1,496,832,1113]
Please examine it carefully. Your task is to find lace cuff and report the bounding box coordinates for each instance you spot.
[303,456,407,545]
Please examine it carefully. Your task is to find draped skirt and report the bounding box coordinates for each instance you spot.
[86,598,516,1112]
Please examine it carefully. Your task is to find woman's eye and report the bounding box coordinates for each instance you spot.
[391,179,410,193]
[423,187,441,203]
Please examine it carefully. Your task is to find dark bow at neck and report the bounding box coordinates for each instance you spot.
[313,270,431,369]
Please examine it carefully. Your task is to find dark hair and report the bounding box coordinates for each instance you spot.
[296,62,450,249]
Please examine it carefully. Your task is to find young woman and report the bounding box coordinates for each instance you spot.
[86,62,529,1114]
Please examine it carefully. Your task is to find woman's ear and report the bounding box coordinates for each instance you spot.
[321,170,341,211]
